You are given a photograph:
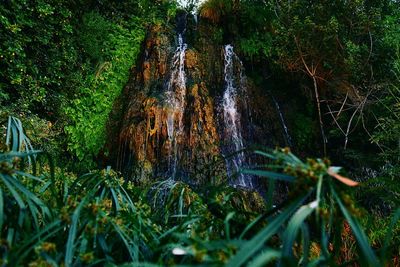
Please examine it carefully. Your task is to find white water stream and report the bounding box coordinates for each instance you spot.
[222,44,252,188]
[165,34,187,178]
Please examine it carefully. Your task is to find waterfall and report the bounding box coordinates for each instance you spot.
[221,44,252,188]
[271,96,292,147]
[114,12,293,186]
[165,34,187,178]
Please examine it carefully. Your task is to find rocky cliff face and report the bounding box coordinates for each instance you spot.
[106,14,285,186]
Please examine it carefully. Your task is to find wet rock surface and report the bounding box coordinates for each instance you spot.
[106,17,284,186]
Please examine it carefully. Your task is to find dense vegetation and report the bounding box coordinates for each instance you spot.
[1,0,400,265]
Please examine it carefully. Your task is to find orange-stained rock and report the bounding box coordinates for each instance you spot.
[111,23,228,184]
[185,49,197,69]
[106,18,281,186]
[145,37,153,49]
[142,61,151,83]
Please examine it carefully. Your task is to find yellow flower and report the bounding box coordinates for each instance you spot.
[80,252,94,263]
[41,242,56,253]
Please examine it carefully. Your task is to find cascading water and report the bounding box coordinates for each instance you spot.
[271,96,293,147]
[221,44,252,188]
[165,33,187,178]
[113,13,288,186]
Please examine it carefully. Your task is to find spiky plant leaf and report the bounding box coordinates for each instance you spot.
[280,201,317,265]
[227,195,308,267]
[333,190,380,266]
[247,249,281,267]
[241,169,294,182]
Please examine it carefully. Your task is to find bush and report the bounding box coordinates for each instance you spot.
[2,121,399,266]
[64,13,145,164]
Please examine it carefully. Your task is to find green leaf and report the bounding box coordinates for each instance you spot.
[239,214,263,240]
[241,169,295,182]
[111,221,139,262]
[225,212,235,240]
[7,175,51,219]
[65,195,89,266]
[254,150,276,160]
[227,195,308,267]
[13,220,63,265]
[280,201,317,265]
[300,223,310,266]
[266,178,275,210]
[333,190,380,266]
[381,208,400,262]
[1,174,25,210]
[0,189,3,231]
[248,249,281,267]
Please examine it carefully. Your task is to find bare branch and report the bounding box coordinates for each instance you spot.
[326,103,346,136]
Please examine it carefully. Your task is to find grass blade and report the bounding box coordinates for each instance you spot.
[1,174,26,210]
[13,220,63,265]
[266,178,275,210]
[241,169,295,182]
[227,195,308,267]
[280,200,317,265]
[254,150,276,160]
[0,188,3,231]
[7,175,51,219]
[381,208,400,262]
[248,249,281,267]
[6,117,11,147]
[333,190,380,266]
[111,221,139,262]
[110,187,121,213]
[239,214,263,239]
[300,223,310,266]
[65,196,89,266]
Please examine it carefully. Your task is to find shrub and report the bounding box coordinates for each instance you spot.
[64,13,145,164]
[1,118,399,266]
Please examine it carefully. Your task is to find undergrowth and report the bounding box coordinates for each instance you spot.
[0,117,399,266]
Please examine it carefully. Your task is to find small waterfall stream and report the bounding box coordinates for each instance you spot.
[221,44,252,188]
[271,96,292,147]
[165,33,188,179]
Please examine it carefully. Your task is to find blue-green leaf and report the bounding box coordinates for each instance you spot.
[241,169,295,182]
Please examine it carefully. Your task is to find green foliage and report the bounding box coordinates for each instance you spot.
[228,149,382,266]
[0,0,174,166]
[366,7,400,213]
[1,117,399,265]
[1,1,400,265]
[371,9,400,161]
[0,0,79,113]
[268,0,389,85]
[236,0,274,59]
[78,12,116,64]
[354,163,400,216]
[239,33,272,59]
[0,120,159,265]
[64,13,145,164]
[292,113,316,151]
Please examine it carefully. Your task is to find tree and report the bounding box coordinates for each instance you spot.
[269,0,395,154]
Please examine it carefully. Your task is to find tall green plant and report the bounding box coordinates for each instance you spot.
[0,117,53,265]
[227,149,386,266]
[1,117,399,266]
